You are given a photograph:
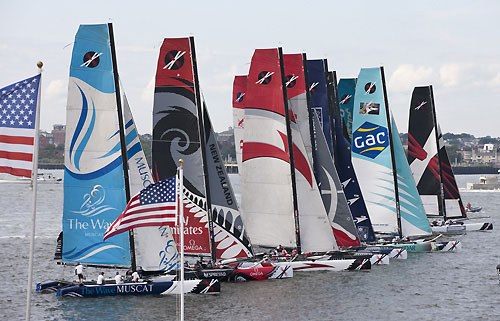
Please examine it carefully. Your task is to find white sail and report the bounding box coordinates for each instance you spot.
[241,108,296,248]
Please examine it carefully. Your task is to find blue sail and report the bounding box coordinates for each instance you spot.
[337,78,356,141]
[62,24,130,265]
[307,60,333,155]
[331,75,376,243]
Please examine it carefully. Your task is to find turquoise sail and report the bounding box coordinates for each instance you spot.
[62,24,130,265]
[391,115,432,236]
[351,67,430,237]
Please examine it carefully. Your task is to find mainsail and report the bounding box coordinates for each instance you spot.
[152,37,213,258]
[283,53,337,253]
[63,24,130,265]
[241,48,297,249]
[351,67,431,237]
[307,59,333,155]
[337,78,356,141]
[152,37,253,261]
[407,86,466,219]
[232,76,247,172]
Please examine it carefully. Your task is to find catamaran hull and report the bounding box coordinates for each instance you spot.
[229,265,293,281]
[431,222,493,233]
[275,258,371,271]
[56,279,220,297]
[387,241,461,253]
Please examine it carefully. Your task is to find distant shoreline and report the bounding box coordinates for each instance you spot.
[39,163,498,175]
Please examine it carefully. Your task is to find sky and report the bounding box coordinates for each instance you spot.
[1,1,500,137]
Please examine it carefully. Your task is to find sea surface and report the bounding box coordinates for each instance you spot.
[1,171,499,321]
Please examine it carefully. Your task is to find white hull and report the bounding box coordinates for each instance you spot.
[274,259,363,272]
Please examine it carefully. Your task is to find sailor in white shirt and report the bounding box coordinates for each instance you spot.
[115,272,123,284]
[75,262,85,283]
[131,271,140,282]
[97,272,105,285]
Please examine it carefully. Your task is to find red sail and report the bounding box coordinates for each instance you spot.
[245,49,286,116]
[152,37,211,256]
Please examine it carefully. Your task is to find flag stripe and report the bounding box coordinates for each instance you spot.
[0,150,33,162]
[105,221,175,240]
[0,134,34,145]
[0,157,34,170]
[0,166,31,177]
[116,213,177,226]
[0,141,35,153]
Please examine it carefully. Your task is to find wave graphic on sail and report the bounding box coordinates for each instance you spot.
[65,78,124,180]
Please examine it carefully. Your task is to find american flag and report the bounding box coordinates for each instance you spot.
[0,74,41,178]
[104,176,178,240]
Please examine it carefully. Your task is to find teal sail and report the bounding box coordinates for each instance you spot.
[62,24,130,265]
[390,115,432,236]
[351,67,430,237]
[337,78,356,141]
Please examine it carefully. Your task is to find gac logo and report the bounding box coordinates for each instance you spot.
[352,121,388,159]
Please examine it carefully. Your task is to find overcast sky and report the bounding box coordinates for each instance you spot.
[1,1,499,137]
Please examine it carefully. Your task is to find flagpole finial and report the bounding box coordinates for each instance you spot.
[179,159,183,166]
[37,61,43,69]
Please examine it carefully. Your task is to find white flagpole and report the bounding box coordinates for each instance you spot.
[25,61,43,321]
[178,159,185,321]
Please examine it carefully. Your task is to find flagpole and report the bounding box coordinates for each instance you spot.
[179,159,184,321]
[25,61,43,321]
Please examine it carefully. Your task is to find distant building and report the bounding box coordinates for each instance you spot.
[52,124,65,146]
[459,144,499,165]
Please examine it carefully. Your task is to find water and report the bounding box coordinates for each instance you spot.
[1,172,499,320]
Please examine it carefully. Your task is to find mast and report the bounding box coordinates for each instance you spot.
[280,48,301,252]
[189,37,216,264]
[429,85,447,221]
[108,23,136,270]
[302,54,318,180]
[326,71,338,162]
[380,66,402,238]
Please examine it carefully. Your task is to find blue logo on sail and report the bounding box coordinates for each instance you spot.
[352,121,388,159]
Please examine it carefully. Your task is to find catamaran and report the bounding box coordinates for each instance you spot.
[37,24,220,297]
[350,67,460,252]
[407,86,493,233]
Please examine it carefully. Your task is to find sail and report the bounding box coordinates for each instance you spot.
[152,37,211,256]
[284,53,337,252]
[203,103,253,259]
[241,48,296,249]
[337,78,356,141]
[407,87,466,219]
[329,73,376,243]
[437,124,467,218]
[121,92,179,272]
[407,86,441,216]
[351,68,399,235]
[62,24,130,265]
[352,67,431,237]
[390,114,432,236]
[306,59,333,157]
[312,113,361,247]
[232,76,247,172]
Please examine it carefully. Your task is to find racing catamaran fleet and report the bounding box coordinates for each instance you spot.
[33,23,492,299]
